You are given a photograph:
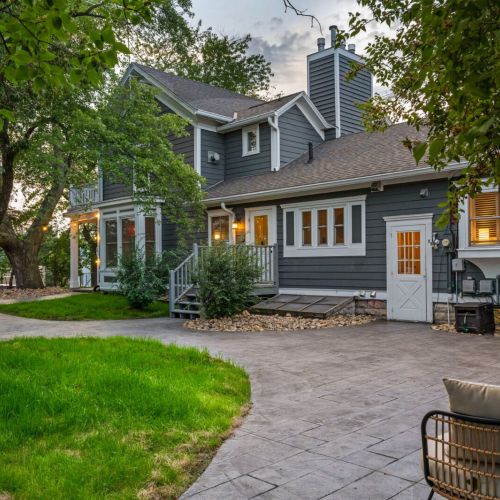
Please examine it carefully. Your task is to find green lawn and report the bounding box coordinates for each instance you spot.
[0,337,250,499]
[0,293,169,320]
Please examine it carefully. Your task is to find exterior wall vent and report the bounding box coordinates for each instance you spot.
[370,181,384,192]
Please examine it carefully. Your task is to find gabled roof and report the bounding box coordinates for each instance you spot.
[205,123,464,202]
[128,63,263,119]
[234,92,302,120]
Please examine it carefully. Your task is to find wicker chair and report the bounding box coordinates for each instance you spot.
[421,410,500,500]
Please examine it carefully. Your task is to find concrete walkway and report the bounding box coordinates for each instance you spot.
[1,314,499,499]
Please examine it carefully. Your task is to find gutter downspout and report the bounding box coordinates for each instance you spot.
[268,114,280,171]
[220,202,236,244]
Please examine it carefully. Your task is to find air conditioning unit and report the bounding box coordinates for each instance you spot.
[208,151,220,163]
[370,181,384,192]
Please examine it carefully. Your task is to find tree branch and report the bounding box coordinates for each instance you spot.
[282,0,322,34]
[70,2,106,17]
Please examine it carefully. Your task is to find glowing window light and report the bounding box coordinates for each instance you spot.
[478,228,490,241]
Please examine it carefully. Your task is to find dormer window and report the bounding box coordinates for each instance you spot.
[242,124,260,156]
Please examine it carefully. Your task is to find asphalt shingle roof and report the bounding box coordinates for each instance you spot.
[206,123,430,200]
[232,92,302,121]
[134,64,262,117]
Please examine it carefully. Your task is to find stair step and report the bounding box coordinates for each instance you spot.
[177,301,201,307]
[171,308,200,317]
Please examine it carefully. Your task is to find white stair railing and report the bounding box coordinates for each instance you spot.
[169,244,198,317]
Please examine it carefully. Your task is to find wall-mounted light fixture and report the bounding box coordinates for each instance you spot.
[232,221,238,230]
[420,188,429,198]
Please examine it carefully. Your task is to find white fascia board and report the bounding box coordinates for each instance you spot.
[307,46,365,64]
[204,163,467,205]
[281,194,366,209]
[217,112,273,132]
[276,92,331,130]
[195,109,233,122]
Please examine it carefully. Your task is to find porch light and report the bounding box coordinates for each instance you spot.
[41,225,48,232]
[232,221,238,230]
[478,228,490,242]
[95,258,101,266]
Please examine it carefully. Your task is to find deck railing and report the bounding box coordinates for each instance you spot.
[69,184,99,208]
[169,244,278,317]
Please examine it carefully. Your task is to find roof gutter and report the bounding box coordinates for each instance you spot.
[205,162,467,205]
[195,109,233,123]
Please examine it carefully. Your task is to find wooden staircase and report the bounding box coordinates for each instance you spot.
[169,243,279,319]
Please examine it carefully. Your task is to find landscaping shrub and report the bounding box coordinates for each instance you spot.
[196,245,261,319]
[116,250,185,309]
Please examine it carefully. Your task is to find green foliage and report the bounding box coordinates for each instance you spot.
[0,250,9,283]
[0,337,250,498]
[38,229,70,287]
[196,245,261,319]
[345,0,500,223]
[0,293,168,320]
[0,0,192,122]
[169,29,273,97]
[116,250,185,309]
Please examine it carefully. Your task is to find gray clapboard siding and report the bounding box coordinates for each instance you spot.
[102,176,132,201]
[308,54,336,140]
[200,129,225,186]
[230,179,457,294]
[338,54,372,135]
[224,122,271,179]
[279,105,323,166]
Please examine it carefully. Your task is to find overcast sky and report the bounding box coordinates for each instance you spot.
[191,0,389,95]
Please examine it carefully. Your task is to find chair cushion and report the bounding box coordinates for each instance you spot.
[427,433,500,497]
[443,378,500,466]
[443,378,500,419]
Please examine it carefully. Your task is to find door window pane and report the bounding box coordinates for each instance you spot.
[145,216,156,262]
[302,211,312,246]
[211,216,229,244]
[254,215,269,245]
[397,231,421,275]
[317,209,328,245]
[122,217,136,261]
[105,219,117,267]
[334,207,344,245]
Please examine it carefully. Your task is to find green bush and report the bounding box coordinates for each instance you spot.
[196,245,261,319]
[116,250,185,309]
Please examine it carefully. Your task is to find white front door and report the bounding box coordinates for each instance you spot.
[386,216,433,322]
[246,207,277,246]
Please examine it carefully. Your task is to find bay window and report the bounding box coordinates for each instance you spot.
[145,216,156,261]
[121,217,136,260]
[105,219,118,267]
[282,195,366,257]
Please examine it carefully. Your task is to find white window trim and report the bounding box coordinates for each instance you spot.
[242,124,260,157]
[282,195,366,257]
[244,206,277,245]
[207,209,234,245]
[458,184,500,259]
[101,204,162,269]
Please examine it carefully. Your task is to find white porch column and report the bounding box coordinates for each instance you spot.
[69,219,79,289]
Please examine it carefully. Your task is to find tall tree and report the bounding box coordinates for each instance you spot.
[133,17,273,97]
[343,0,499,220]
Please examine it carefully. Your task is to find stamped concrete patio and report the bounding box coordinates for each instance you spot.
[1,314,499,499]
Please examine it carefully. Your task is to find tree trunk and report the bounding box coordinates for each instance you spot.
[5,244,44,289]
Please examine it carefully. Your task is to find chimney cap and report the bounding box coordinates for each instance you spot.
[348,43,356,53]
[329,24,338,31]
[317,37,325,52]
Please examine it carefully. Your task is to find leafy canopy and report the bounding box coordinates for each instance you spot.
[345,0,499,221]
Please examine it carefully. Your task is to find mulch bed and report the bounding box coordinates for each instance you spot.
[185,310,375,332]
[0,287,69,300]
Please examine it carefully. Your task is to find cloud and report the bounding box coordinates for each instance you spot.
[248,31,314,94]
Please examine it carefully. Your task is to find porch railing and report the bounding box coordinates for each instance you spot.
[169,244,278,318]
[69,184,99,208]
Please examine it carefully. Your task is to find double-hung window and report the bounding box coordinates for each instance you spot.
[242,124,260,156]
[469,191,500,245]
[282,195,366,257]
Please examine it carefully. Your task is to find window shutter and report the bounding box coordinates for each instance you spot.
[285,211,295,246]
[351,205,362,244]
